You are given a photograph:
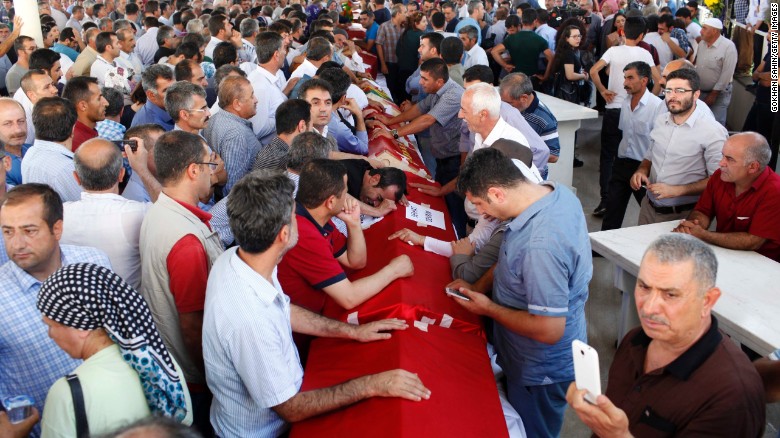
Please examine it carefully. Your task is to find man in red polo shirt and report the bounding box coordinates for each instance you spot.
[674,132,780,261]
[278,159,414,355]
[62,76,108,151]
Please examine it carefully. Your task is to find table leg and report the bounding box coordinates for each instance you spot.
[614,266,640,344]
[547,119,581,188]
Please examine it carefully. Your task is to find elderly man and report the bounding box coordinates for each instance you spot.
[567,234,765,436]
[452,147,591,437]
[247,32,291,145]
[61,138,158,289]
[62,76,109,151]
[0,99,28,186]
[139,130,224,435]
[458,25,488,69]
[674,132,780,261]
[203,170,429,438]
[0,184,111,436]
[693,18,737,127]
[131,65,176,130]
[166,81,210,135]
[203,75,261,194]
[630,69,727,225]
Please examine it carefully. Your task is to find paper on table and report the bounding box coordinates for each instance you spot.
[360,214,384,229]
[405,201,446,230]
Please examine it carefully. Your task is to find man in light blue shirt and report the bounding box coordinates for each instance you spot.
[130,65,175,131]
[203,171,429,438]
[319,67,369,155]
[0,184,111,437]
[451,148,591,438]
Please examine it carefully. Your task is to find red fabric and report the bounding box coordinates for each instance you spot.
[165,200,213,313]
[289,325,509,438]
[369,135,430,179]
[694,167,780,261]
[360,50,378,79]
[348,29,366,39]
[71,120,98,152]
[278,211,349,315]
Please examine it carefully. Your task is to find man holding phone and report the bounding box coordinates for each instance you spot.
[567,234,765,436]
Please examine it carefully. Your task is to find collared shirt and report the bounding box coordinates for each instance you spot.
[463,44,489,69]
[65,17,83,32]
[643,32,679,71]
[72,120,99,152]
[375,21,403,64]
[669,28,692,55]
[122,171,151,203]
[61,192,150,289]
[96,119,127,141]
[290,58,318,80]
[131,100,174,131]
[645,103,727,207]
[22,139,82,202]
[239,38,257,64]
[252,136,290,171]
[203,248,303,438]
[617,89,665,161]
[13,88,35,145]
[136,27,160,66]
[0,245,111,434]
[535,23,557,51]
[487,20,507,45]
[326,112,368,155]
[473,117,530,153]
[694,166,780,261]
[455,17,482,45]
[607,317,765,436]
[521,93,561,162]
[600,45,656,109]
[287,170,300,197]
[207,196,233,247]
[747,0,770,25]
[205,35,224,61]
[51,42,79,62]
[117,50,144,84]
[493,182,591,386]
[247,66,287,144]
[91,55,127,90]
[203,109,262,194]
[695,35,738,92]
[277,202,348,315]
[417,79,464,159]
[735,0,750,22]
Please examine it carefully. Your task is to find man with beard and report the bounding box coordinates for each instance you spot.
[62,76,109,151]
[630,68,727,225]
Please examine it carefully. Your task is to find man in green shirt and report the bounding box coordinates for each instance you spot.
[491,8,553,84]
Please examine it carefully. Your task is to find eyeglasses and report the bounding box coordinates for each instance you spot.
[187,108,209,114]
[662,88,694,95]
[569,34,582,38]
[196,161,219,171]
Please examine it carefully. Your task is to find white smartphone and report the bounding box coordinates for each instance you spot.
[572,340,601,404]
[445,287,470,301]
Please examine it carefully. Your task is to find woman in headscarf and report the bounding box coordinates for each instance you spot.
[37,263,193,438]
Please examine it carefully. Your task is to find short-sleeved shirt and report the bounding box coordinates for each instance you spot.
[502,31,548,76]
[606,318,765,436]
[365,21,379,42]
[695,35,738,92]
[375,21,403,64]
[277,202,348,314]
[600,45,656,109]
[204,247,303,438]
[417,79,464,159]
[693,167,780,261]
[492,182,592,387]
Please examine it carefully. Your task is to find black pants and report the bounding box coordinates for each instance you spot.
[601,157,646,231]
[191,389,215,438]
[385,62,403,105]
[746,99,780,171]
[599,108,623,201]
[754,23,769,72]
[436,155,467,239]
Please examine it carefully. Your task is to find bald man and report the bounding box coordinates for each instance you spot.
[60,137,160,289]
[17,70,58,144]
[0,98,29,186]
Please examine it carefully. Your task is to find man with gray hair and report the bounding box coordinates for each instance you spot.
[166,81,211,135]
[673,132,780,262]
[61,138,157,289]
[290,36,332,80]
[454,0,485,45]
[131,64,176,130]
[458,25,488,69]
[247,31,289,144]
[154,25,180,63]
[568,233,765,437]
[238,14,258,63]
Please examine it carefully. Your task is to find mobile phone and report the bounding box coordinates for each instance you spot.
[572,340,601,404]
[445,287,470,301]
[2,395,34,424]
[113,139,138,152]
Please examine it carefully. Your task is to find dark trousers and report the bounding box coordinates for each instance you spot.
[191,389,215,438]
[754,23,769,72]
[599,108,623,201]
[385,62,403,105]
[602,157,646,231]
[436,155,467,238]
[745,100,780,171]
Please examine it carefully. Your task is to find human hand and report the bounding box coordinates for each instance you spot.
[646,182,680,200]
[503,64,515,73]
[365,369,431,401]
[381,63,389,74]
[342,97,362,115]
[601,89,617,104]
[370,129,394,141]
[367,100,385,112]
[448,287,495,316]
[352,318,408,342]
[0,408,40,438]
[282,76,300,96]
[398,194,409,206]
[124,137,148,173]
[337,195,362,226]
[629,171,649,191]
[703,93,717,107]
[451,237,475,256]
[399,100,412,112]
[446,278,473,292]
[212,152,227,186]
[230,29,242,47]
[10,16,23,37]
[673,219,704,237]
[566,383,631,438]
[409,182,443,197]
[387,254,414,278]
[388,228,425,246]
[376,198,398,216]
[365,157,385,169]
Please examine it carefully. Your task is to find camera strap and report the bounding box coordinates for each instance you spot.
[66,374,90,438]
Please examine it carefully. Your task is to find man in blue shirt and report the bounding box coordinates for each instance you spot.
[356,10,379,54]
[451,148,592,438]
[131,64,176,130]
[454,0,485,45]
[0,98,29,186]
[318,67,368,155]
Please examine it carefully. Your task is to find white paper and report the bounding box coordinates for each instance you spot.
[413,320,429,332]
[440,314,453,328]
[420,316,437,325]
[405,201,446,230]
[360,214,384,230]
[347,312,359,325]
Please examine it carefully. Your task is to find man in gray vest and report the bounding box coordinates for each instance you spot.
[139,130,224,436]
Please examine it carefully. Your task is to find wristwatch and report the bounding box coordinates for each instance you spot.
[391,129,399,139]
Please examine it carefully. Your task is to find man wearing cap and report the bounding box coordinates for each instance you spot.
[693,18,737,127]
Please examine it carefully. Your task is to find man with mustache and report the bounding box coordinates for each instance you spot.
[567,234,765,436]
[62,76,109,152]
[601,61,664,231]
[0,99,30,186]
[629,68,727,225]
[166,81,211,136]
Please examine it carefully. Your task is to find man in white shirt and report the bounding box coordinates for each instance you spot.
[115,28,144,89]
[16,70,58,145]
[238,15,259,64]
[247,32,289,145]
[643,15,685,72]
[205,15,238,61]
[458,25,488,69]
[91,31,132,95]
[61,138,155,289]
[135,17,161,66]
[290,37,333,80]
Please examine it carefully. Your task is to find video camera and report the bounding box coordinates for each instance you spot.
[549,3,591,28]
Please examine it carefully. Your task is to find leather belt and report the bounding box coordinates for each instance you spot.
[650,202,697,215]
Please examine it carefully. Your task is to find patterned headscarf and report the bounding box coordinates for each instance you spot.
[37,263,188,422]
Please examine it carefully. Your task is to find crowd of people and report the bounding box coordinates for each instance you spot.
[0,0,778,436]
